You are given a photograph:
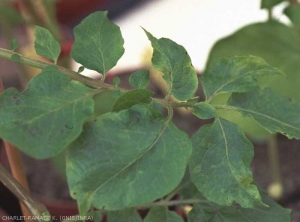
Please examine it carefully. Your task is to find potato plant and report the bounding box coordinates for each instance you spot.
[0,10,296,222]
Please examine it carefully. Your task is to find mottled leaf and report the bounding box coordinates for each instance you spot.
[34,26,61,63]
[261,0,285,9]
[189,118,262,208]
[225,88,300,139]
[192,102,217,120]
[144,29,198,101]
[71,11,124,75]
[201,56,282,101]
[188,191,291,222]
[284,4,300,28]
[112,89,153,112]
[0,66,94,159]
[67,105,192,214]
[107,208,142,222]
[144,207,184,222]
[129,70,150,89]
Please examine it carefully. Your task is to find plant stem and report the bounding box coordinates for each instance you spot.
[136,199,207,209]
[0,164,51,221]
[268,8,273,21]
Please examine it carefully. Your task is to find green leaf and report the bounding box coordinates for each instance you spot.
[9,39,19,51]
[284,4,300,28]
[113,76,121,87]
[107,208,142,222]
[201,56,283,101]
[0,66,94,159]
[93,90,120,117]
[205,21,300,101]
[188,191,291,222]
[0,5,24,26]
[88,211,102,222]
[11,54,20,62]
[192,102,217,120]
[34,26,61,63]
[71,11,124,75]
[144,207,184,222]
[67,105,192,214]
[225,88,300,139]
[261,0,285,9]
[77,66,85,73]
[144,29,198,101]
[112,89,154,112]
[189,118,262,208]
[129,70,150,89]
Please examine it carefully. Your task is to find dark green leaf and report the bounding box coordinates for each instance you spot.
[189,118,262,208]
[284,4,300,28]
[0,66,94,159]
[34,26,61,63]
[226,88,300,139]
[201,56,282,101]
[77,66,85,73]
[107,208,142,222]
[112,89,154,112]
[188,191,291,222]
[192,102,217,120]
[9,39,19,51]
[67,105,192,214]
[129,70,150,89]
[261,0,285,9]
[206,21,300,100]
[177,170,199,200]
[11,54,20,62]
[144,207,184,222]
[71,11,124,75]
[113,77,121,87]
[144,29,198,101]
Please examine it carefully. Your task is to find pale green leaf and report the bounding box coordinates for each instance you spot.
[188,191,291,222]
[0,66,94,159]
[284,4,300,28]
[225,88,300,139]
[189,118,262,208]
[144,29,198,101]
[129,70,150,89]
[71,11,124,75]
[67,105,192,214]
[9,39,19,51]
[192,102,217,120]
[112,89,153,112]
[34,26,61,63]
[261,0,285,9]
[107,208,142,222]
[144,207,184,222]
[201,56,282,101]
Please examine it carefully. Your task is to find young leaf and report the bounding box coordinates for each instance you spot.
[113,76,121,87]
[77,66,85,73]
[129,70,150,89]
[260,0,285,9]
[201,56,283,101]
[9,39,19,51]
[225,88,300,139]
[11,54,20,62]
[144,29,198,101]
[0,66,94,159]
[284,4,300,28]
[71,11,124,75]
[34,26,61,63]
[107,208,142,222]
[192,102,217,120]
[112,89,154,112]
[188,191,291,222]
[189,118,262,208]
[67,105,192,214]
[144,207,184,222]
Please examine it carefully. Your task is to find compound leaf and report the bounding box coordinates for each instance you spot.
[226,88,300,139]
[201,56,282,101]
[112,89,153,112]
[71,11,124,75]
[144,29,198,101]
[144,207,184,222]
[189,118,262,208]
[129,70,150,89]
[107,208,142,222]
[188,191,291,222]
[34,26,61,63]
[67,105,192,214]
[0,66,94,159]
